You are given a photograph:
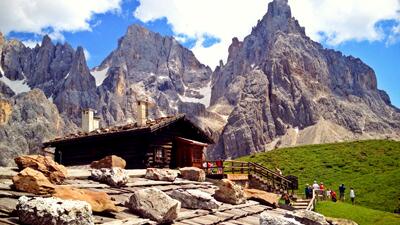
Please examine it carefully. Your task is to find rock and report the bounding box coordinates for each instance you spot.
[168,189,219,210]
[244,189,279,208]
[259,211,300,225]
[53,187,118,213]
[291,210,329,225]
[90,155,126,169]
[145,168,178,182]
[326,217,358,225]
[14,155,68,184]
[12,168,55,195]
[90,167,128,187]
[179,167,205,182]
[16,196,94,225]
[127,187,180,223]
[214,179,246,205]
[0,197,18,215]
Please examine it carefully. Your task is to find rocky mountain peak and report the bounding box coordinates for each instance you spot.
[41,35,52,47]
[0,32,4,46]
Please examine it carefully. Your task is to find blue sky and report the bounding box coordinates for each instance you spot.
[1,0,399,107]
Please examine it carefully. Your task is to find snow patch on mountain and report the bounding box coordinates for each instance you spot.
[0,75,31,95]
[92,67,109,86]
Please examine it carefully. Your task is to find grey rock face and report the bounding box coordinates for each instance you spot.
[209,0,400,159]
[90,167,128,187]
[17,196,94,225]
[93,24,212,126]
[168,189,219,210]
[0,89,64,166]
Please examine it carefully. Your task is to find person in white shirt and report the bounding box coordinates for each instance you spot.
[312,181,319,190]
[350,188,355,205]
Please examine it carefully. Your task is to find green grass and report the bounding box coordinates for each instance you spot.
[315,201,400,225]
[237,140,400,213]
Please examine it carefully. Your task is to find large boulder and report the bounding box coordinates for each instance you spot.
[291,210,329,225]
[14,155,68,184]
[12,168,55,195]
[214,179,246,205]
[168,189,219,210]
[179,167,205,182]
[145,168,178,182]
[90,155,126,169]
[53,187,118,213]
[17,196,94,225]
[244,189,280,208]
[260,211,300,225]
[127,187,180,223]
[90,167,128,187]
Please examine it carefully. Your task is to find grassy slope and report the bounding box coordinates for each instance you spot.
[237,140,400,212]
[315,201,400,225]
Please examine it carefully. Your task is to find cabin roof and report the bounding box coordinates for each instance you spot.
[43,114,214,146]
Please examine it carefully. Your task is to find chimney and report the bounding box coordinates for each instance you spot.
[137,100,149,127]
[82,109,97,132]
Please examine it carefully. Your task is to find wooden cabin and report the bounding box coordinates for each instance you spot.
[43,114,214,169]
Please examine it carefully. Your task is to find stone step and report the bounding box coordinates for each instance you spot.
[292,202,309,206]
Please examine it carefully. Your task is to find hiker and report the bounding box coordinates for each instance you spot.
[282,193,291,205]
[331,190,337,202]
[350,188,355,205]
[305,184,310,198]
[319,182,325,199]
[326,189,331,200]
[308,185,313,199]
[215,160,223,174]
[339,184,346,201]
[312,181,319,190]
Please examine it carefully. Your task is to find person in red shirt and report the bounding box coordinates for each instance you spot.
[319,182,325,199]
[330,190,337,202]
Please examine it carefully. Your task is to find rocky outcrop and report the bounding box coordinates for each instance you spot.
[179,167,206,182]
[90,155,126,169]
[292,210,329,225]
[12,168,55,195]
[90,167,128,187]
[14,155,67,184]
[53,187,118,213]
[209,0,400,159]
[145,168,178,182]
[168,189,219,210]
[16,196,94,225]
[214,179,246,205]
[0,89,64,167]
[260,211,300,225]
[127,187,180,223]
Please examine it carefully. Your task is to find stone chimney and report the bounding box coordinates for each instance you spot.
[82,109,99,132]
[137,101,149,127]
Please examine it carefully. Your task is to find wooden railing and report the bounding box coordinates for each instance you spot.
[306,189,317,211]
[202,160,292,191]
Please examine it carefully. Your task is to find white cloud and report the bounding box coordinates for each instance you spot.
[83,48,91,61]
[134,0,400,68]
[0,0,122,37]
[289,0,400,45]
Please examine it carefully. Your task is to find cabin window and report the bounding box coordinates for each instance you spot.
[155,148,163,159]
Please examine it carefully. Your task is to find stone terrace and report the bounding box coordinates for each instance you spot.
[0,167,282,225]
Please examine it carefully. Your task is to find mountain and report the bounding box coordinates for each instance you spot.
[208,0,400,159]
[92,24,212,125]
[0,0,399,164]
